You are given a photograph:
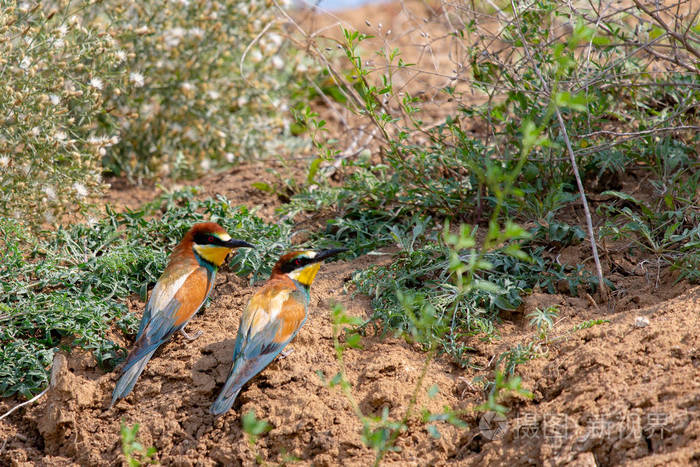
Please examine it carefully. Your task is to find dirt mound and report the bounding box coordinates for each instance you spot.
[0,252,462,466]
[467,287,700,466]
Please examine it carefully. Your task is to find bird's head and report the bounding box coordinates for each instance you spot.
[273,248,346,287]
[187,222,253,267]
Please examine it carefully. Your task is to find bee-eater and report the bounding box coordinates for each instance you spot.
[210,248,345,416]
[111,222,253,408]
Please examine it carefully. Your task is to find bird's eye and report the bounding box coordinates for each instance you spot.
[208,236,216,243]
[294,258,302,266]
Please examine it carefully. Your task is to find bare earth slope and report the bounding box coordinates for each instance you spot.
[1,162,698,466]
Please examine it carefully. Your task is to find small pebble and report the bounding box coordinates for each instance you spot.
[634,316,650,328]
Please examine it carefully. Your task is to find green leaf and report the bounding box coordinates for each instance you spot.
[427,425,441,439]
[251,182,273,193]
[307,158,322,184]
[428,384,439,398]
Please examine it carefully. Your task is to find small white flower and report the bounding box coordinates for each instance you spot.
[89,77,103,90]
[129,72,145,87]
[53,38,65,49]
[54,130,67,141]
[200,158,211,170]
[207,89,220,100]
[250,50,263,63]
[268,33,283,47]
[189,27,204,39]
[271,55,284,70]
[87,216,98,226]
[225,152,235,163]
[73,182,88,198]
[0,156,10,167]
[297,62,308,73]
[56,24,68,37]
[19,56,32,70]
[49,94,60,105]
[115,50,127,62]
[163,27,185,48]
[181,81,195,93]
[237,96,249,107]
[43,185,57,201]
[30,126,40,137]
[19,2,30,13]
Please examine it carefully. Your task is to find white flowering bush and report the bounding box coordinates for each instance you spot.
[97,0,307,179]
[1,0,310,227]
[0,1,122,226]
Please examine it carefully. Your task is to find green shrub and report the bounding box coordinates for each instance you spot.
[0,1,121,227]
[97,0,309,180]
[1,0,313,226]
[0,188,295,398]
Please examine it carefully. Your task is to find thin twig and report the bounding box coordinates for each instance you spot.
[0,387,48,422]
[509,0,609,301]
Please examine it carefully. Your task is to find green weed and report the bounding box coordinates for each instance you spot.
[120,421,157,466]
[0,188,294,398]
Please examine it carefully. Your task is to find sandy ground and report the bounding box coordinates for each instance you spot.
[1,1,699,465]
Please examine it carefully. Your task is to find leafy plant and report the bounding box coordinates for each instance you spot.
[527,305,559,340]
[120,421,157,466]
[0,188,294,398]
[0,1,121,228]
[242,409,272,462]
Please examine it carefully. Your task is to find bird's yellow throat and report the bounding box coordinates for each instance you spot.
[289,262,321,286]
[194,244,231,267]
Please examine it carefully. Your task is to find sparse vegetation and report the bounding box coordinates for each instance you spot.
[0,188,296,398]
[1,0,698,464]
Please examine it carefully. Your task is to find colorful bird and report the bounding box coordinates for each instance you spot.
[111,222,253,407]
[210,248,345,416]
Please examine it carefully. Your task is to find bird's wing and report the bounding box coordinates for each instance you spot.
[136,269,189,340]
[124,265,213,370]
[224,283,307,395]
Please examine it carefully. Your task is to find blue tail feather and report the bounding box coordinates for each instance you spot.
[111,349,156,408]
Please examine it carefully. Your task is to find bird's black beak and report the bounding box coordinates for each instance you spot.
[313,248,347,262]
[225,239,254,249]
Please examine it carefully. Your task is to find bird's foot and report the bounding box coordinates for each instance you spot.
[279,347,294,359]
[180,327,203,341]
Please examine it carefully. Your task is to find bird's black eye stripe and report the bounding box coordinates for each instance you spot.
[195,233,221,245]
[281,256,309,273]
